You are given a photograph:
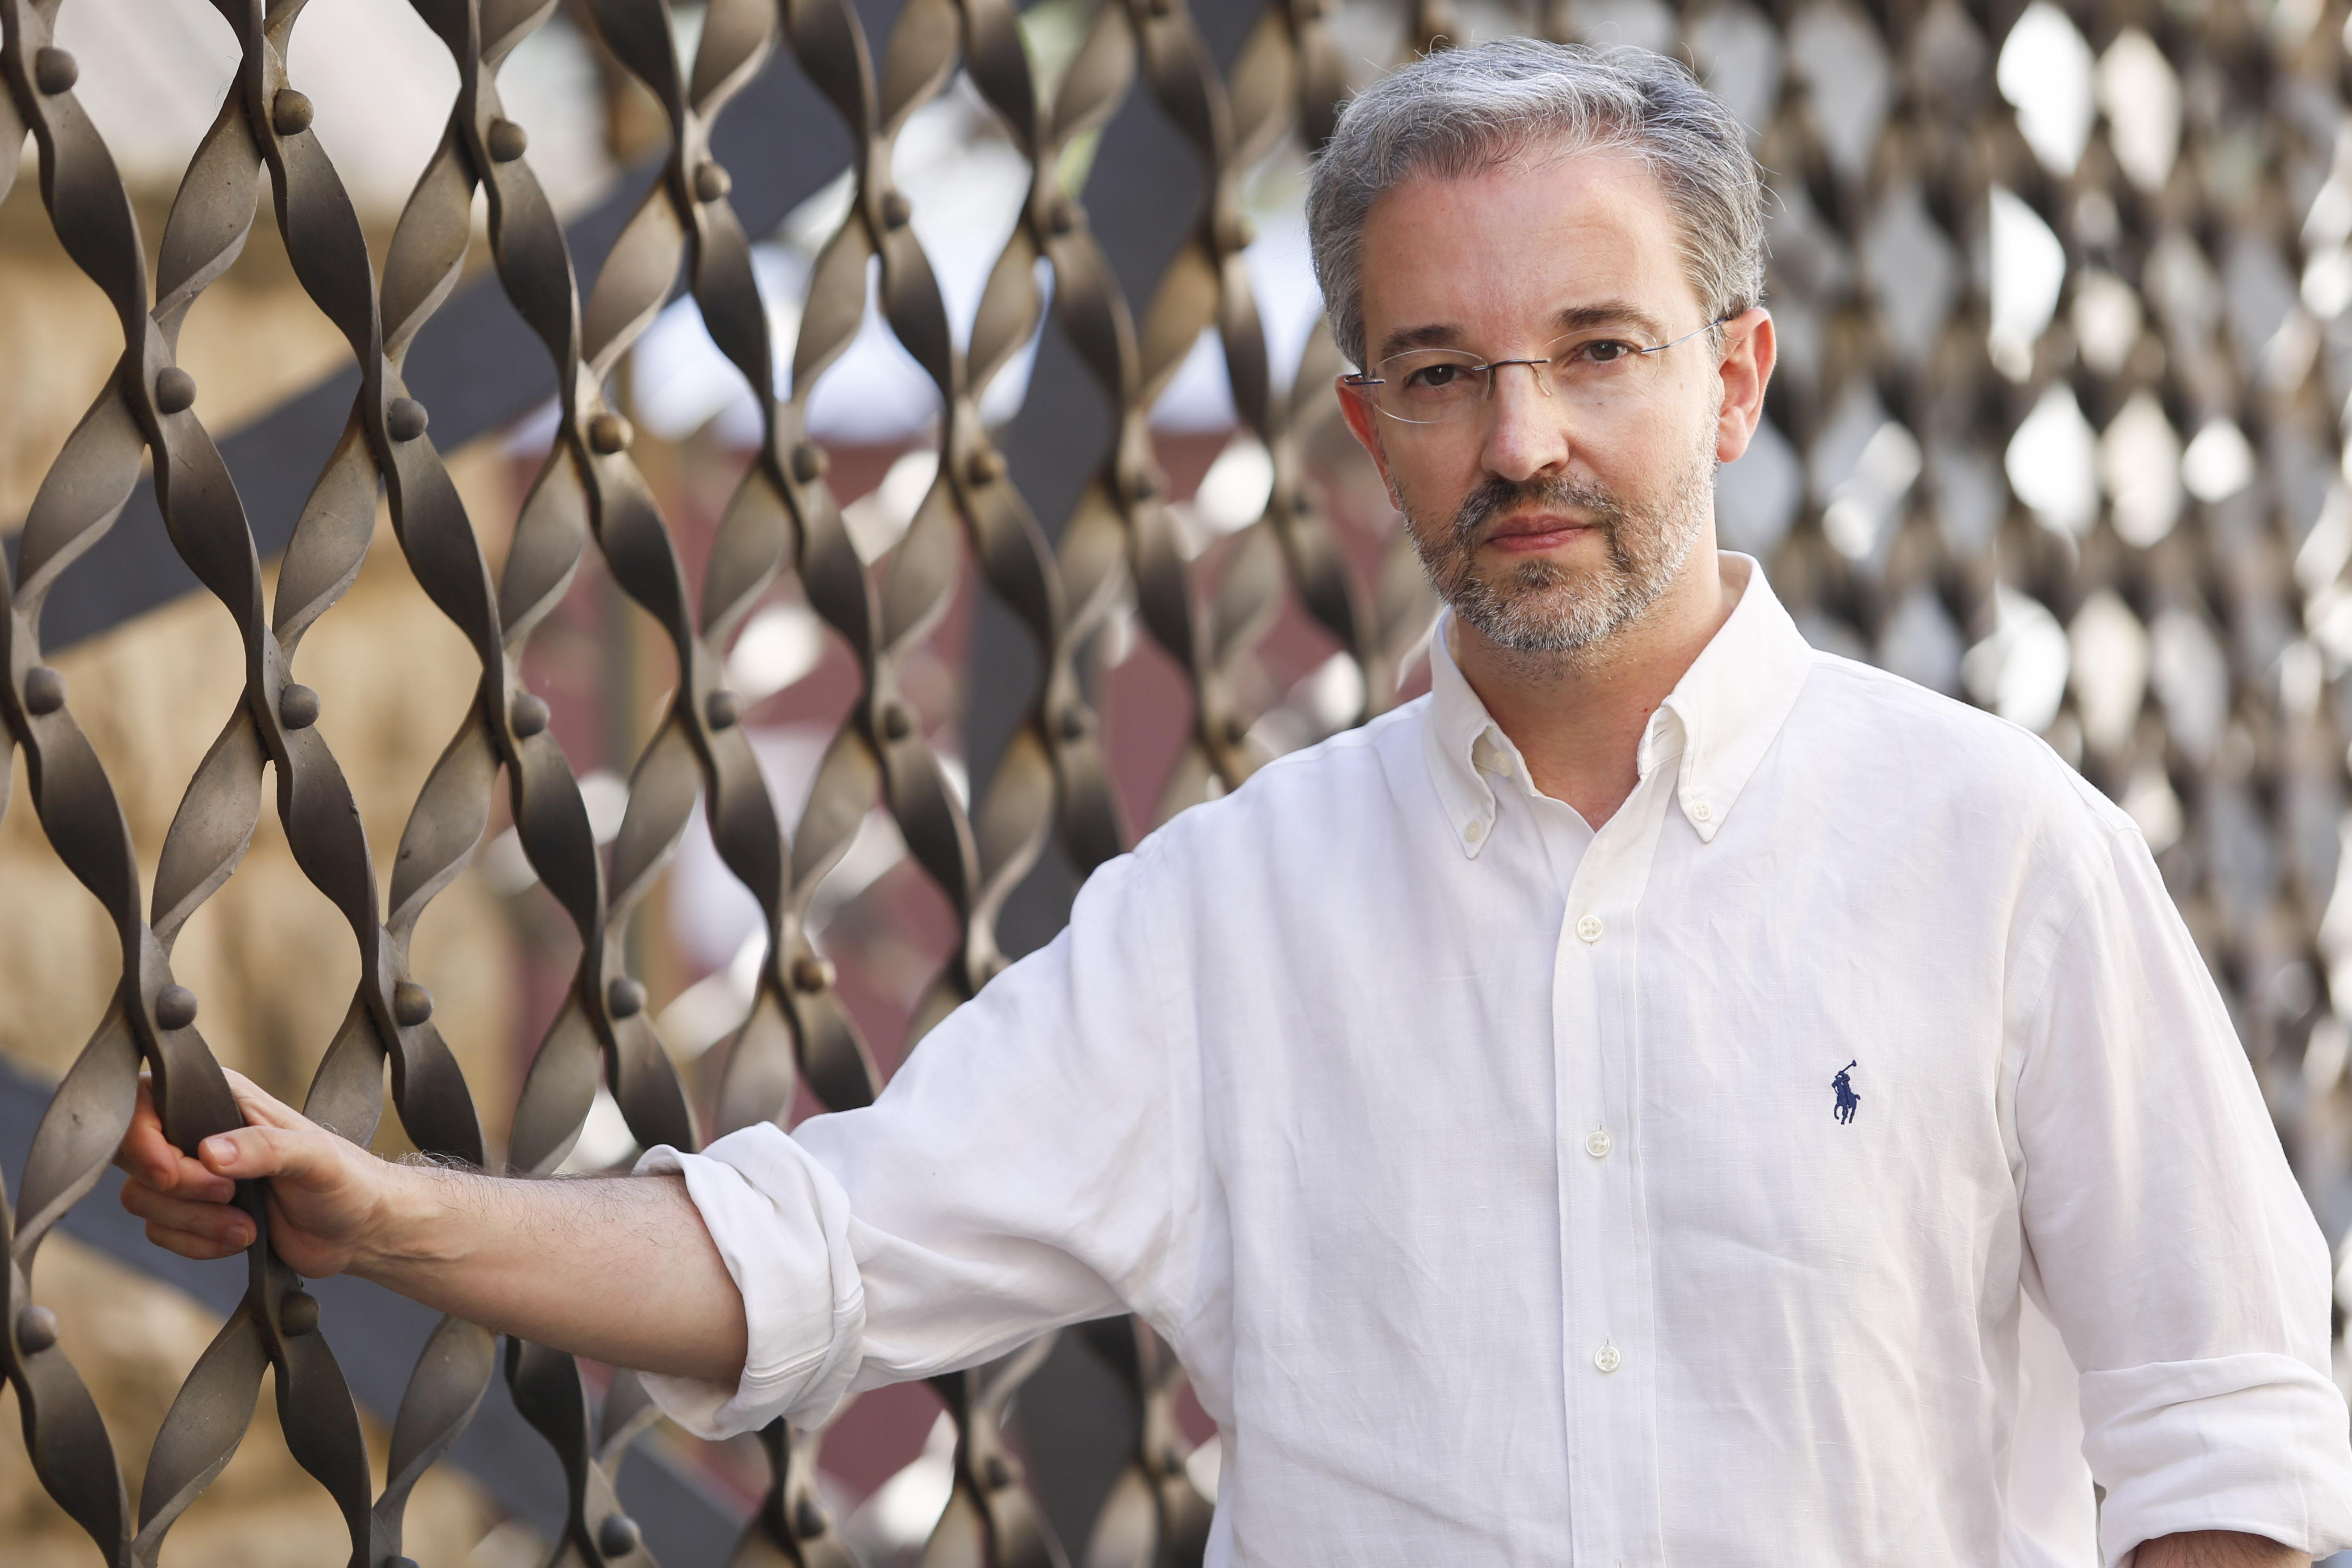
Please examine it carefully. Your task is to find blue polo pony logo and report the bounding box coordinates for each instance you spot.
[1831,1061,1860,1126]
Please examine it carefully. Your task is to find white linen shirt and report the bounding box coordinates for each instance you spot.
[638,555,2352,1567]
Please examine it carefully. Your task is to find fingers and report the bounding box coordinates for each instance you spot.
[117,1114,189,1191]
[114,1074,182,1190]
[113,1072,250,1200]
[121,1179,254,1255]
[160,1150,234,1202]
[141,1218,251,1263]
[119,1070,331,1189]
[120,1072,357,1276]
[219,1068,319,1135]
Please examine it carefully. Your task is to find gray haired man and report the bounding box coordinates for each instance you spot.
[116,39,2352,1566]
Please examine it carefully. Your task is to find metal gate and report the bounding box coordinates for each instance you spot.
[5,0,2350,1563]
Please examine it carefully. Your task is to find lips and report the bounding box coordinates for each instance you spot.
[1481,515,1599,554]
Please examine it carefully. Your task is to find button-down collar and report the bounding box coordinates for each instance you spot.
[1421,551,1815,854]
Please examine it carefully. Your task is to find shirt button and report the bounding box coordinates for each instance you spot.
[1465,820,1486,843]
[1594,1341,1621,1374]
[1585,1128,1613,1159]
[1691,799,1712,822]
[1575,913,1603,943]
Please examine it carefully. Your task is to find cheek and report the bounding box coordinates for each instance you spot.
[1386,441,1481,520]
[1589,395,1714,489]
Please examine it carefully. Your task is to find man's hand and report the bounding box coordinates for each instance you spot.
[2136,1531,2309,1567]
[117,1068,391,1279]
[110,1069,751,1385]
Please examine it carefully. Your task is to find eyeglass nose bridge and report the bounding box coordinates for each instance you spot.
[1478,356,1556,401]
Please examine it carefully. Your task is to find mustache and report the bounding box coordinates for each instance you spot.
[1449,472,1625,545]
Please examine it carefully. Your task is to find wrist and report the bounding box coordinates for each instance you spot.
[351,1157,472,1280]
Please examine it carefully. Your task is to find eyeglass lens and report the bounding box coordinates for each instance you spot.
[1361,321,1722,428]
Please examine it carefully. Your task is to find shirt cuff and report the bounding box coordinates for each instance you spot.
[631,1124,866,1439]
[2082,1352,2352,1566]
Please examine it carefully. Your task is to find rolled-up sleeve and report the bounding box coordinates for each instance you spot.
[633,1127,864,1437]
[634,840,1197,1438]
[2014,816,2352,1564]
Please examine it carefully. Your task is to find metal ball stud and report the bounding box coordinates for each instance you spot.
[278,684,320,730]
[16,1305,59,1354]
[606,977,647,1018]
[155,985,199,1031]
[588,412,631,454]
[486,118,528,162]
[278,1291,319,1337]
[272,88,314,136]
[155,367,197,414]
[392,981,434,1027]
[509,693,550,737]
[596,1513,641,1558]
[33,47,77,96]
[22,666,65,716]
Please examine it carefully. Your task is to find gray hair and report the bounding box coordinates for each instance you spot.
[1305,38,1767,370]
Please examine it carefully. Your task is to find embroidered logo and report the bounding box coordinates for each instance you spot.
[1831,1060,1860,1126]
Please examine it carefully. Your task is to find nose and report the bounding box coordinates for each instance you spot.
[1478,360,1573,484]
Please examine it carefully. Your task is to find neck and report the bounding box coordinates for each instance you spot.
[1452,542,1741,827]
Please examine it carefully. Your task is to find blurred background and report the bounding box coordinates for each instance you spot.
[8,0,2352,1562]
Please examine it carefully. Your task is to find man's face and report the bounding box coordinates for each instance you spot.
[1338,150,1765,657]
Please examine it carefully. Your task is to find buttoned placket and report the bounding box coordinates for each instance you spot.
[1533,713,1677,1568]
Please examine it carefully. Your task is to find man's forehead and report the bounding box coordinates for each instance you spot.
[1373,300,1676,361]
[1356,149,1696,357]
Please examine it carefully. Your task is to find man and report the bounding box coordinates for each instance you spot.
[116,40,2352,1566]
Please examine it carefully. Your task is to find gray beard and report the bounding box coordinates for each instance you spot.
[1403,434,1717,657]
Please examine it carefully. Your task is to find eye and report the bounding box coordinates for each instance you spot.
[1405,362,1465,391]
[1573,339,1641,365]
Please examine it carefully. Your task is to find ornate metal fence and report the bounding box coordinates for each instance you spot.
[6,0,2352,1564]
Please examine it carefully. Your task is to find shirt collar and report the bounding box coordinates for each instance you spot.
[1421,553,1816,857]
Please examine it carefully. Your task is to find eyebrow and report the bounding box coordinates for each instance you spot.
[1550,301,1672,341]
[1373,300,1674,363]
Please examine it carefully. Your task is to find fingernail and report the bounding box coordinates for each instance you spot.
[202,1137,232,1164]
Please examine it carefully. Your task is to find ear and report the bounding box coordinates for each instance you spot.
[1336,377,1403,508]
[1712,309,1777,465]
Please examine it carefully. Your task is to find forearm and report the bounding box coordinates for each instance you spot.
[2134,1531,2307,1567]
[358,1162,748,1384]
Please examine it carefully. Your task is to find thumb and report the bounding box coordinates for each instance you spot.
[197,1123,344,1188]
